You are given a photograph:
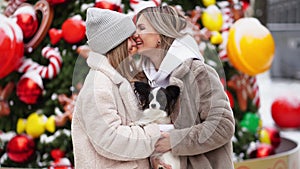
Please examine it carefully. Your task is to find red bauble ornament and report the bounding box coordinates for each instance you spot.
[51,148,65,161]
[6,134,35,163]
[271,96,300,128]
[256,144,275,158]
[17,72,43,104]
[49,157,73,169]
[0,14,24,78]
[13,5,38,39]
[95,1,122,13]
[260,127,281,149]
[16,13,38,38]
[61,16,85,44]
[249,143,275,159]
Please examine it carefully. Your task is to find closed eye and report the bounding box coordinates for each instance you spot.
[137,24,146,31]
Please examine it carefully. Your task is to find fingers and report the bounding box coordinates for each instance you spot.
[161,132,169,138]
[151,157,173,169]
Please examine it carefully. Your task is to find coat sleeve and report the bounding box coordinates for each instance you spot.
[169,61,235,156]
[77,71,160,161]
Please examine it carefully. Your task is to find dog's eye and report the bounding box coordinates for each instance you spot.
[157,91,167,106]
[149,93,154,101]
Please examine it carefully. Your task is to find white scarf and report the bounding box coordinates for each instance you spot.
[143,35,204,88]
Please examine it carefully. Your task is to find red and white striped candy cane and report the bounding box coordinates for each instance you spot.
[4,0,26,17]
[218,1,261,109]
[217,1,234,61]
[18,47,62,79]
[250,76,260,109]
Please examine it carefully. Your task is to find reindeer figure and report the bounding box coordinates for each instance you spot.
[0,82,15,116]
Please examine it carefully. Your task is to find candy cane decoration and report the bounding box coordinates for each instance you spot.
[218,1,261,109]
[250,76,260,108]
[217,1,234,61]
[4,0,26,17]
[18,47,62,79]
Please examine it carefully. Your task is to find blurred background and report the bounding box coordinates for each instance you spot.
[0,0,299,168]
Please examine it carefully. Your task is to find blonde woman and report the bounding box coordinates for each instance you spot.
[71,8,161,169]
[134,6,235,169]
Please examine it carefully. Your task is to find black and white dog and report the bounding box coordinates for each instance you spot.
[132,82,181,169]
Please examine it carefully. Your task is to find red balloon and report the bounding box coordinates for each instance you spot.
[6,134,35,163]
[16,73,43,104]
[61,17,86,44]
[271,96,300,128]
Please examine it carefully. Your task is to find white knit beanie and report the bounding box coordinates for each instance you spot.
[86,8,136,54]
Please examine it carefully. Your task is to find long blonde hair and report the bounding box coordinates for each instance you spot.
[137,6,187,53]
[106,40,143,82]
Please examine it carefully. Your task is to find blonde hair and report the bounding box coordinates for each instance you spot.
[137,6,187,53]
[106,40,143,82]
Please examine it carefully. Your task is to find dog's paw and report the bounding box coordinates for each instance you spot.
[158,165,165,169]
[129,120,148,127]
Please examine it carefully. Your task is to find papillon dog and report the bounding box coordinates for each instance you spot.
[132,81,181,169]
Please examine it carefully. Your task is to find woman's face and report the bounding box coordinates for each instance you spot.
[134,14,161,54]
[127,37,137,56]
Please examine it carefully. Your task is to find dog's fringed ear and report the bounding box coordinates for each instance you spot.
[166,85,180,100]
[134,81,151,95]
[165,85,180,115]
[134,81,151,109]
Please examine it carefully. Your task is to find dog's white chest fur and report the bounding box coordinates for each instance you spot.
[132,109,171,126]
[159,151,180,169]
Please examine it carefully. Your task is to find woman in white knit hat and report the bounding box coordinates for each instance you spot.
[71,8,162,169]
[133,6,235,169]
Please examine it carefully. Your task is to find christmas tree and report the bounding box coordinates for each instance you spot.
[0,0,278,167]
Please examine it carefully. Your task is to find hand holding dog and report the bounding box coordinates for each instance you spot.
[155,132,171,153]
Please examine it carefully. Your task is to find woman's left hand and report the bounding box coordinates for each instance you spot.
[155,132,171,153]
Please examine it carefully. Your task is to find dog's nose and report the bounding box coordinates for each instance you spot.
[150,104,156,109]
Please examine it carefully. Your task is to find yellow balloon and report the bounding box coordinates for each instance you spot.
[16,118,27,134]
[201,5,223,31]
[227,18,275,75]
[25,113,46,138]
[45,115,56,133]
[202,0,216,7]
[210,31,223,45]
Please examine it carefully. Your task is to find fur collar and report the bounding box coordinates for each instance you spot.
[87,51,125,85]
[143,35,203,88]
